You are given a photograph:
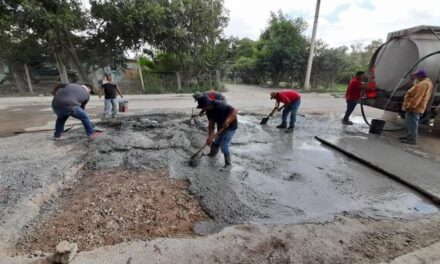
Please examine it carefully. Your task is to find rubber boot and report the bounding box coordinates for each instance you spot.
[208,144,220,157]
[222,154,231,169]
[341,118,353,125]
[276,123,287,129]
[285,126,294,133]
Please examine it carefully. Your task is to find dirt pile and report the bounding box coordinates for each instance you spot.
[16,169,208,253]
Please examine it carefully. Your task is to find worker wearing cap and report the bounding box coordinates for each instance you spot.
[193,90,226,116]
[99,73,123,118]
[196,95,238,169]
[270,90,301,133]
[400,69,433,145]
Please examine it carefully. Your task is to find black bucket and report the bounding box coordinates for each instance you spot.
[369,119,386,134]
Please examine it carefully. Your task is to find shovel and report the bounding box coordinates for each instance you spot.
[260,108,278,125]
[14,126,73,134]
[189,127,226,167]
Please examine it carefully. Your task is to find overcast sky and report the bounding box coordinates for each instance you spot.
[223,0,440,47]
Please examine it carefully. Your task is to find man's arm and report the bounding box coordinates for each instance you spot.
[80,99,89,110]
[276,94,291,111]
[406,82,431,111]
[222,108,238,129]
[99,85,103,99]
[272,101,280,114]
[116,84,123,98]
[206,120,215,144]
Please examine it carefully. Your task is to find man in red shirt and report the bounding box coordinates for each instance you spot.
[193,90,226,115]
[270,90,301,133]
[343,71,365,125]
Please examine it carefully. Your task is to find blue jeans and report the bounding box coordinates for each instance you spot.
[53,106,94,138]
[343,100,358,120]
[405,111,421,142]
[104,99,118,117]
[213,128,236,156]
[281,99,301,127]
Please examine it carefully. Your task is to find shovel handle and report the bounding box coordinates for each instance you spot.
[269,107,278,116]
[191,127,227,158]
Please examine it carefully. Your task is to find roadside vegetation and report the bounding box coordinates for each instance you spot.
[1,0,381,95]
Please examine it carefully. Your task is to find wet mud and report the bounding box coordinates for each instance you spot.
[84,113,438,234]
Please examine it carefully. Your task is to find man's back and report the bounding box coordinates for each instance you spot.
[346,77,363,101]
[277,90,300,104]
[206,101,237,130]
[52,84,89,110]
[403,78,434,113]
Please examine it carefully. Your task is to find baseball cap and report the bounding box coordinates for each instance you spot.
[193,92,203,101]
[196,95,211,109]
[414,69,428,78]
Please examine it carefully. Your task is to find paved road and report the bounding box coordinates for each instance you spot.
[0,84,378,133]
[0,83,438,158]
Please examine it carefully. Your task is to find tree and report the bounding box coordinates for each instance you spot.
[0,1,47,92]
[311,41,349,89]
[90,0,228,85]
[255,11,308,86]
[1,0,91,85]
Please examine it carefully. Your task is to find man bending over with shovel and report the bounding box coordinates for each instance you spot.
[196,95,238,169]
[52,83,102,140]
[269,90,301,133]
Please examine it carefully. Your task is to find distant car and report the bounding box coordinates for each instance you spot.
[31,63,78,84]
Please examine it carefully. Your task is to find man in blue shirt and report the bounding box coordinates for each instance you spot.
[196,95,238,168]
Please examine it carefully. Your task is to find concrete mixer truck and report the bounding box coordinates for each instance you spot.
[363,25,440,122]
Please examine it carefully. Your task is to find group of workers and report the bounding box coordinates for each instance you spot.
[50,69,433,168]
[343,69,433,145]
[50,73,123,140]
[191,89,301,168]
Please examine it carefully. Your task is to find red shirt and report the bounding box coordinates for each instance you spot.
[276,90,301,104]
[206,91,224,101]
[345,77,363,101]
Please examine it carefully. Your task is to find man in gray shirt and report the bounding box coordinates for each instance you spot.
[52,83,101,140]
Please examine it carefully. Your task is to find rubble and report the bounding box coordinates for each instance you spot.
[52,241,78,264]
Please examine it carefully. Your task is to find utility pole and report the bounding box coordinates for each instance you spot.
[137,57,145,92]
[304,0,321,91]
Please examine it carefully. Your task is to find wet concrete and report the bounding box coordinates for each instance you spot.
[316,135,440,204]
[83,113,438,234]
[0,111,439,255]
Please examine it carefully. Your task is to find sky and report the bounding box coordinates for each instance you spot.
[223,0,440,47]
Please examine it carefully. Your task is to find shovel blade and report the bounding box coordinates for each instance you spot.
[260,117,269,125]
[189,156,200,167]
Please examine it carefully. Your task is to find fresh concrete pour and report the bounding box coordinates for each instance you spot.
[0,113,438,259]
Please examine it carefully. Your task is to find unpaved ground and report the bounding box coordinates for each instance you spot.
[5,215,440,264]
[67,214,440,264]
[16,169,208,253]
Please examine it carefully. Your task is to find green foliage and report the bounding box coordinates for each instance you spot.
[1,0,385,93]
[91,0,228,86]
[227,11,308,86]
[141,71,220,94]
[311,41,349,89]
[256,11,308,85]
